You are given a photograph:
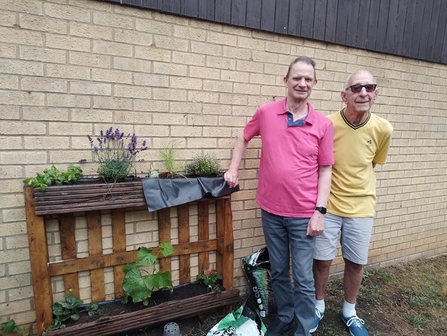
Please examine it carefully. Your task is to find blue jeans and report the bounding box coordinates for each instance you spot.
[262,210,315,336]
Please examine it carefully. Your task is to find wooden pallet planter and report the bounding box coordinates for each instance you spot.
[24,180,237,336]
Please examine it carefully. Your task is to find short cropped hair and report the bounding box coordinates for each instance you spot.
[285,56,317,79]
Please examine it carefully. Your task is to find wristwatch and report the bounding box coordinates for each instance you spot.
[315,206,327,214]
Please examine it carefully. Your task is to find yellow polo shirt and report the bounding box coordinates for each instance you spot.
[327,110,393,217]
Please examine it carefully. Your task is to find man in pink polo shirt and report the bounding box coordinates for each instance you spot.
[224,57,334,336]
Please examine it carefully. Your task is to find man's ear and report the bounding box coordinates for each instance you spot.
[374,89,379,100]
[340,91,347,103]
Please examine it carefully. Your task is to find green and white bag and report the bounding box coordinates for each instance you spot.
[206,300,266,336]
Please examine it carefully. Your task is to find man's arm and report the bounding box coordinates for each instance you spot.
[307,164,332,236]
[224,132,249,188]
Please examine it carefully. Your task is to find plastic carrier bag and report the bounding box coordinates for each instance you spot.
[242,247,277,317]
[206,299,266,336]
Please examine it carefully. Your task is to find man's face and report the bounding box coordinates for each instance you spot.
[341,71,378,113]
[283,62,317,103]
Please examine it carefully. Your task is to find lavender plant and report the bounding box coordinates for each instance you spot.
[88,127,147,183]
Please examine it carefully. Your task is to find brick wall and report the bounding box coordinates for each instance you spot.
[1,0,447,330]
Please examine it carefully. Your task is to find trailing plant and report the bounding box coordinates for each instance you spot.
[123,242,175,306]
[196,269,223,292]
[185,153,222,177]
[159,141,184,178]
[23,165,82,192]
[0,319,26,336]
[87,127,147,183]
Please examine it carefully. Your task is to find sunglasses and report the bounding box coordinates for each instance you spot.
[346,84,377,93]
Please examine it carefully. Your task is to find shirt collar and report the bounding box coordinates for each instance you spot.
[278,98,316,125]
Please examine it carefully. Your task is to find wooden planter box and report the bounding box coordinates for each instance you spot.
[24,180,237,336]
[44,288,240,336]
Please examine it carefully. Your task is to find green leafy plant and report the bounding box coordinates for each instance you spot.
[44,293,102,332]
[85,302,101,317]
[159,141,184,178]
[45,293,84,331]
[88,127,147,183]
[196,269,223,292]
[1,319,26,336]
[123,242,175,306]
[185,153,222,177]
[23,165,82,192]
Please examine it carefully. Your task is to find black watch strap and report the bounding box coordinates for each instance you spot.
[315,206,327,214]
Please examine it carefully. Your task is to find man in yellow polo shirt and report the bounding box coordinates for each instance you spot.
[311,70,393,336]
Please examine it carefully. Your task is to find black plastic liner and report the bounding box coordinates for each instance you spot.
[142,176,240,212]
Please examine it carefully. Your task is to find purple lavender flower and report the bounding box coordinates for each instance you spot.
[86,127,148,182]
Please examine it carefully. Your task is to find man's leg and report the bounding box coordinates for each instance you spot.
[261,210,296,336]
[311,213,342,333]
[343,258,364,304]
[288,216,315,336]
[339,217,373,336]
[313,259,332,300]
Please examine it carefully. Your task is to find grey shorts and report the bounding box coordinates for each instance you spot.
[314,213,374,265]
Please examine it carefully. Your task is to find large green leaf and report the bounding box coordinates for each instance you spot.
[122,268,152,303]
[135,247,157,267]
[159,242,175,257]
[145,270,173,291]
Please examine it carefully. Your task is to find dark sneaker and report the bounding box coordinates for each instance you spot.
[266,317,297,336]
[309,309,324,333]
[341,314,369,336]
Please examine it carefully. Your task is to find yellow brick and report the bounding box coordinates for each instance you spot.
[22,106,69,121]
[19,45,66,63]
[153,88,187,101]
[0,165,22,179]
[222,46,251,60]
[113,57,152,72]
[1,0,42,15]
[69,51,111,68]
[113,84,151,99]
[133,99,169,112]
[0,43,16,59]
[47,93,90,108]
[92,68,132,84]
[0,58,43,76]
[189,66,220,80]
[93,11,134,29]
[0,105,20,119]
[92,96,132,110]
[70,21,113,40]
[191,41,222,56]
[70,81,111,95]
[173,26,206,41]
[93,40,132,57]
[237,36,265,51]
[19,13,68,34]
[43,2,90,22]
[0,90,44,106]
[21,77,67,93]
[46,34,91,52]
[135,17,172,35]
[0,299,32,315]
[0,9,17,26]
[71,108,113,123]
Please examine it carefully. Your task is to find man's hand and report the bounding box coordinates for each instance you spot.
[307,212,325,237]
[224,168,239,188]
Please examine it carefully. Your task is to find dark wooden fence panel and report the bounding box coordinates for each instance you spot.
[113,0,447,64]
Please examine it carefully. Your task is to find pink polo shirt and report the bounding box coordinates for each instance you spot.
[244,98,334,217]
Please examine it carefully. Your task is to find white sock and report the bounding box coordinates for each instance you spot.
[315,299,325,314]
[342,300,356,317]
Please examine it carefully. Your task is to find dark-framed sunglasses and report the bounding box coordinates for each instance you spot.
[346,84,377,93]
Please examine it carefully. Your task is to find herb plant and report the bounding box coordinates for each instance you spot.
[185,153,222,177]
[123,242,175,306]
[1,319,26,336]
[23,165,82,192]
[159,142,184,178]
[196,269,223,292]
[88,127,147,183]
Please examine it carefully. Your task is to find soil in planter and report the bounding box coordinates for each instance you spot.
[65,282,209,328]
